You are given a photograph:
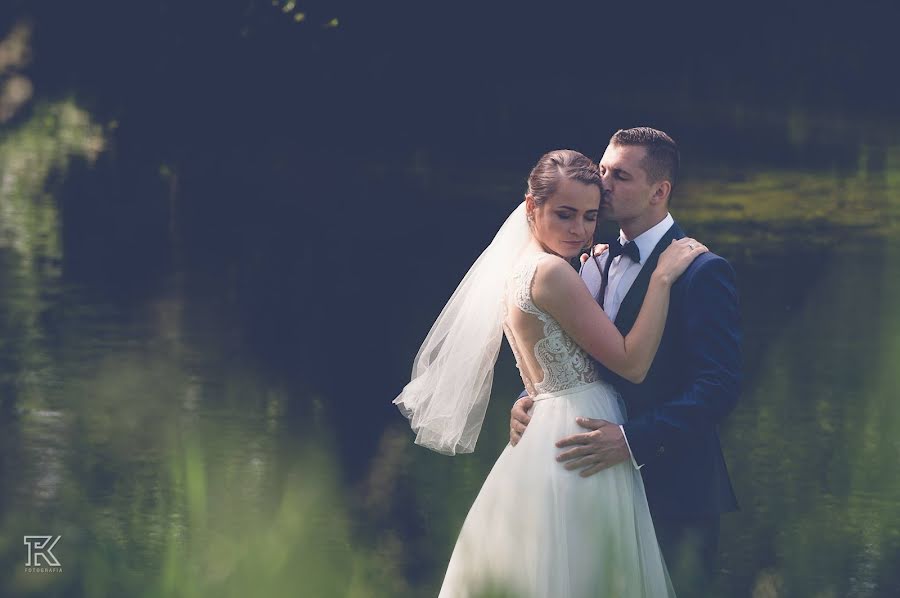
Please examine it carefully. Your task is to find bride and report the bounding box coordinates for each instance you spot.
[394,149,706,597]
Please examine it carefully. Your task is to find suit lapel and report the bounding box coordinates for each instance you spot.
[613,223,685,333]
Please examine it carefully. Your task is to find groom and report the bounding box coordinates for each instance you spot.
[510,127,741,595]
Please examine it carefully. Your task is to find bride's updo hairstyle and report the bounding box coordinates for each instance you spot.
[526,149,602,206]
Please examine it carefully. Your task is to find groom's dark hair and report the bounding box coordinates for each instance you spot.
[610,127,679,200]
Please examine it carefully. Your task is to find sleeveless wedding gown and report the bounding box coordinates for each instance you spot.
[437,252,676,598]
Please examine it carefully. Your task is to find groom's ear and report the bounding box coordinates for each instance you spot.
[651,180,672,205]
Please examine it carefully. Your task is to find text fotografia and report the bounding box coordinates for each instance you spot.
[25,566,63,573]
[24,536,62,573]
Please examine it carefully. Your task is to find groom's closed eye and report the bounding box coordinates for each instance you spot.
[600,166,631,181]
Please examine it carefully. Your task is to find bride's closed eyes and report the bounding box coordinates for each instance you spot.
[555,210,597,222]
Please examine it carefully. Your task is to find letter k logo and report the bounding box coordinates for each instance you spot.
[24,535,61,567]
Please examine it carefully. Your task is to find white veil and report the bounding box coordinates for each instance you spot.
[393,202,532,455]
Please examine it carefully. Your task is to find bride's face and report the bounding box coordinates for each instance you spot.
[527,177,601,258]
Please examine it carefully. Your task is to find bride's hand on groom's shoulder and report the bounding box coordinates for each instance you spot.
[579,243,609,265]
[654,237,708,285]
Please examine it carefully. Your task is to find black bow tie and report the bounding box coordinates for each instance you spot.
[607,240,641,264]
[594,240,640,309]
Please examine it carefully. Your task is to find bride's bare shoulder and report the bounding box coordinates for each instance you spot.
[531,254,583,303]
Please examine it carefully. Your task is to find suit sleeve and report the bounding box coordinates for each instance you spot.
[622,256,742,467]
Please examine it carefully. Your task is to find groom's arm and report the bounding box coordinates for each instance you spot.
[622,256,742,467]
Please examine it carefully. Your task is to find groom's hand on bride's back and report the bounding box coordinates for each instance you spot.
[555,418,630,477]
[510,397,534,446]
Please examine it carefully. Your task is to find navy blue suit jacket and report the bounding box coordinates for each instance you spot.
[595,223,741,520]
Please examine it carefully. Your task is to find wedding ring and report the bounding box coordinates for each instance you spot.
[688,243,695,250]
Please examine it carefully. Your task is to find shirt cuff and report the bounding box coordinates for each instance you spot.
[619,425,643,470]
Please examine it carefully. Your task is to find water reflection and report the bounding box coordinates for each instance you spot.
[0,97,899,596]
[723,239,900,596]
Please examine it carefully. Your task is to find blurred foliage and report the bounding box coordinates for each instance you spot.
[0,99,103,262]
[0,347,414,597]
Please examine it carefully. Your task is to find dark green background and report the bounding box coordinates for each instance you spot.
[1,1,898,596]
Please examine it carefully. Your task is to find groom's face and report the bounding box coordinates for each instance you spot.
[598,143,656,225]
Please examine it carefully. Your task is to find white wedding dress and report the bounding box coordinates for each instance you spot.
[437,252,675,598]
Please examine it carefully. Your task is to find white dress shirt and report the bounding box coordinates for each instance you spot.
[583,213,675,469]
[604,213,675,323]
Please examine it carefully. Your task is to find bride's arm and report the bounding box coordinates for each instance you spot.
[532,240,705,383]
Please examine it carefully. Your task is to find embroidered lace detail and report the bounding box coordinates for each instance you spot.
[504,253,601,397]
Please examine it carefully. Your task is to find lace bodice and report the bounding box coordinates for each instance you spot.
[503,253,602,398]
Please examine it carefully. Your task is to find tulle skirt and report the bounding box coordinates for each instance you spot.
[438,380,675,598]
